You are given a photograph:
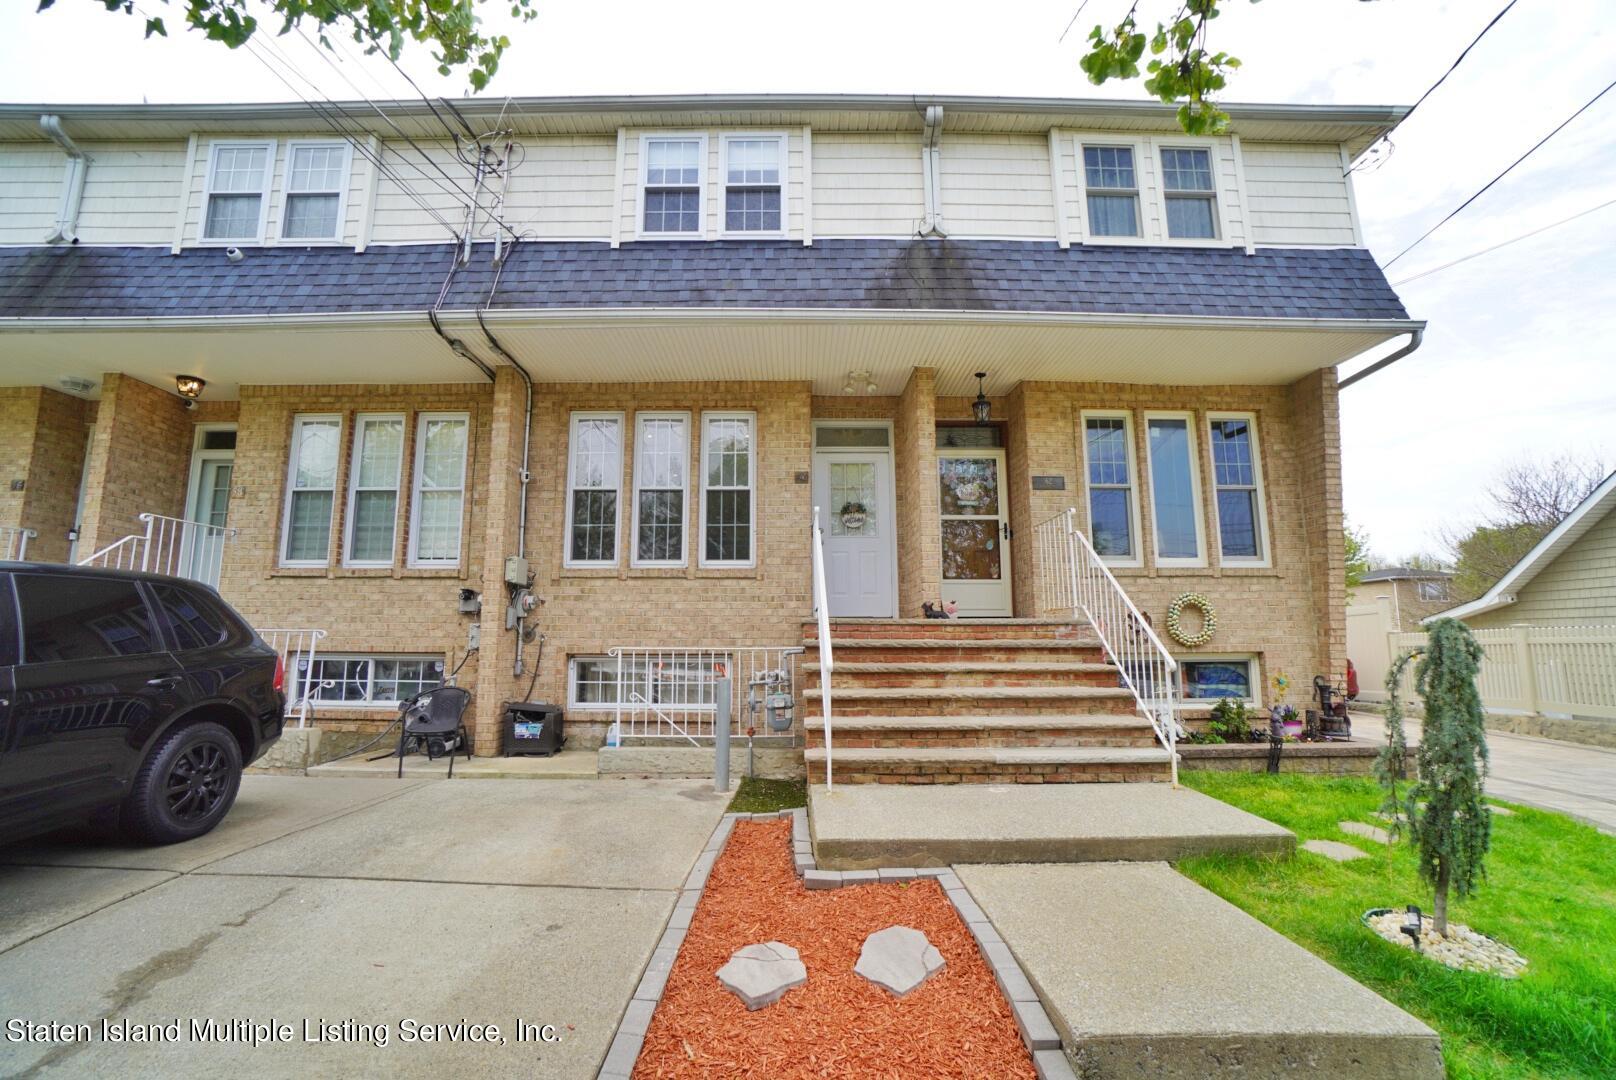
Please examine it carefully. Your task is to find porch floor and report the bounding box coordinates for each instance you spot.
[305,748,600,780]
[807,782,1293,869]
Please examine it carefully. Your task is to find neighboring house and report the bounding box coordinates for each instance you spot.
[0,94,1421,774]
[1435,470,1616,629]
[1350,565,1454,631]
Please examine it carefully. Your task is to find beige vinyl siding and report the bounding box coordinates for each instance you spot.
[76,142,188,245]
[1468,510,1616,629]
[616,128,808,244]
[810,132,924,238]
[0,144,63,244]
[504,135,615,240]
[1242,142,1358,247]
[938,134,1055,239]
[367,140,464,245]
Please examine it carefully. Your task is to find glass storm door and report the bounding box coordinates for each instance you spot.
[183,428,236,586]
[811,448,897,617]
[938,448,1012,616]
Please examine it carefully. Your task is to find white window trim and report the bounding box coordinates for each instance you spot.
[279,413,342,568]
[200,139,275,245]
[1078,409,1144,568]
[342,412,405,568]
[564,410,626,568]
[718,132,788,239]
[636,133,709,241]
[1206,411,1272,568]
[1179,654,1263,706]
[278,139,352,244]
[1143,410,1208,568]
[1153,137,1232,246]
[567,655,619,711]
[303,653,446,709]
[408,411,471,569]
[1073,135,1153,246]
[699,410,758,569]
[630,410,691,568]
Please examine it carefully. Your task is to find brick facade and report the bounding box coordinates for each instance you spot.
[0,386,91,562]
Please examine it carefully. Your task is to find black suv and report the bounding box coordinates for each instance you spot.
[0,563,284,845]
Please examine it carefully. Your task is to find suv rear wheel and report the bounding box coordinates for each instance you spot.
[122,721,243,844]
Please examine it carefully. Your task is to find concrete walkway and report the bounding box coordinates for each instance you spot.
[0,776,726,1078]
[1353,712,1616,834]
[957,862,1443,1079]
[808,782,1293,869]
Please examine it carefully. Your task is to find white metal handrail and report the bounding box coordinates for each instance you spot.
[0,526,36,561]
[78,513,238,589]
[260,628,328,728]
[606,647,804,744]
[810,504,835,790]
[1036,508,1179,785]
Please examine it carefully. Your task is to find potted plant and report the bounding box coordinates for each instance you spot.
[1268,671,1302,737]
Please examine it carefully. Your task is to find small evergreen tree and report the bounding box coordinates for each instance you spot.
[1373,649,1419,829]
[1406,619,1491,936]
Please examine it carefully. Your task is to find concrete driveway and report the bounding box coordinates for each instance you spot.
[0,776,727,1078]
[1353,712,1616,834]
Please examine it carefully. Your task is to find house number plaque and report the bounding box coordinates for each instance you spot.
[1031,475,1066,491]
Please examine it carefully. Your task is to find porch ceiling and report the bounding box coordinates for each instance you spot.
[0,312,1414,401]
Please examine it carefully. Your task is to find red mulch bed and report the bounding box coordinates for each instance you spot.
[633,818,1036,1078]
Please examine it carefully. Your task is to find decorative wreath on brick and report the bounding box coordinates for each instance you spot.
[1166,592,1217,647]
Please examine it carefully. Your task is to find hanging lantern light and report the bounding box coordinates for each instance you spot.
[174,374,206,400]
[971,372,991,425]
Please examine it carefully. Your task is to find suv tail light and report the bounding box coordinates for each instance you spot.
[272,653,285,694]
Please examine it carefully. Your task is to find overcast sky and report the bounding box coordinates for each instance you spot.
[5,0,1614,559]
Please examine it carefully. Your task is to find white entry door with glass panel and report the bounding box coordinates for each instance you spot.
[183,426,236,585]
[938,447,1012,616]
[811,424,897,618]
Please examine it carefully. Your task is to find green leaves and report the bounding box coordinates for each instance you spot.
[1077,1,1250,134]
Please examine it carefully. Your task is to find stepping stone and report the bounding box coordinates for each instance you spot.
[1302,839,1369,863]
[1340,821,1391,844]
[855,925,944,997]
[1489,805,1515,817]
[716,942,807,1010]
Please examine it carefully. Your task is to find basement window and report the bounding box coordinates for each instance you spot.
[300,654,445,708]
[1180,657,1256,703]
[568,655,727,710]
[202,141,273,243]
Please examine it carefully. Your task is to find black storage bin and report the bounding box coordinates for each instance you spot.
[502,702,564,756]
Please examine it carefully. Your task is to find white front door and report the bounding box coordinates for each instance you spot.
[938,447,1013,616]
[183,427,236,584]
[812,445,897,618]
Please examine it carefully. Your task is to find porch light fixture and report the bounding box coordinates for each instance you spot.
[175,375,206,400]
[971,372,991,425]
[843,370,878,395]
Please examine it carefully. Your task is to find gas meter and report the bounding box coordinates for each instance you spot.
[747,668,795,733]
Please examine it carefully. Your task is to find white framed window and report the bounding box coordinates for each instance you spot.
[567,654,727,710]
[301,654,445,708]
[565,412,625,566]
[639,135,706,238]
[631,411,690,567]
[1416,579,1451,603]
[343,413,404,567]
[1207,412,1270,565]
[280,414,342,566]
[1180,655,1260,704]
[1160,146,1219,240]
[1081,146,1141,238]
[721,134,784,236]
[281,140,350,241]
[409,412,470,567]
[1143,411,1206,567]
[201,140,274,243]
[700,411,756,567]
[1080,411,1143,566]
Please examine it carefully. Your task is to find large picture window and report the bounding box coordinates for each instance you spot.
[641,136,704,237]
[700,412,755,567]
[722,135,783,234]
[202,141,273,242]
[1208,413,1268,563]
[1082,412,1140,563]
[632,412,689,566]
[409,413,469,567]
[344,414,403,566]
[1145,413,1205,566]
[281,414,342,566]
[566,412,624,566]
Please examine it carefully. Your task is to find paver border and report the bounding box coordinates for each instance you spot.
[596,807,1076,1080]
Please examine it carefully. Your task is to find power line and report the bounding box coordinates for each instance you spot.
[1348,0,1522,174]
[1381,74,1616,269]
[1390,196,1616,287]
[1057,0,1096,45]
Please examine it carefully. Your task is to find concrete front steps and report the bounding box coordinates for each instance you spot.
[802,618,1171,784]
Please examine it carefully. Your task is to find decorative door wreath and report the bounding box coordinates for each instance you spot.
[1165,592,1217,647]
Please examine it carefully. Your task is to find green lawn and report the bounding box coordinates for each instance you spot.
[726,776,807,814]
[1178,771,1616,1080]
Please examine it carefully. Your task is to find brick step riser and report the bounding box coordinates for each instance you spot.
[825,699,1141,718]
[803,624,1092,642]
[805,762,1172,784]
[804,731,1162,750]
[804,647,1111,665]
[804,671,1122,691]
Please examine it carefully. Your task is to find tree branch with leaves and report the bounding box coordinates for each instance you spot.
[1079,0,1247,134]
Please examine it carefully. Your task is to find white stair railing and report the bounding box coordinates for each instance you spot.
[259,628,328,728]
[1036,508,1179,785]
[0,526,36,561]
[810,504,835,790]
[78,513,237,589]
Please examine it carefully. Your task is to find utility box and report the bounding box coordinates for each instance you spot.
[502,701,563,757]
[504,555,530,586]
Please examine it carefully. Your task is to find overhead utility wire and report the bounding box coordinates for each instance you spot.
[1347,0,1521,174]
[1390,196,1616,287]
[1381,74,1616,269]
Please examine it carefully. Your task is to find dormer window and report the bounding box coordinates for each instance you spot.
[1161,147,1218,239]
[722,135,783,234]
[1082,146,1140,238]
[282,142,349,241]
[641,137,704,237]
[202,141,273,243]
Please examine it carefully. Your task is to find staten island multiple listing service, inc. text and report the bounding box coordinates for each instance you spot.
[6,1016,564,1049]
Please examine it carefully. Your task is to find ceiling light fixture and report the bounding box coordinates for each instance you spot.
[175,374,206,400]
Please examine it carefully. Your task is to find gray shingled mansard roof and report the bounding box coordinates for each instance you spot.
[0,239,1409,322]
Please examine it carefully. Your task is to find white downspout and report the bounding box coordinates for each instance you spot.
[919,105,947,238]
[40,115,89,246]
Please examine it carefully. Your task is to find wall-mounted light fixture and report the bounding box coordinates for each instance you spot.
[175,374,206,400]
[972,372,991,425]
